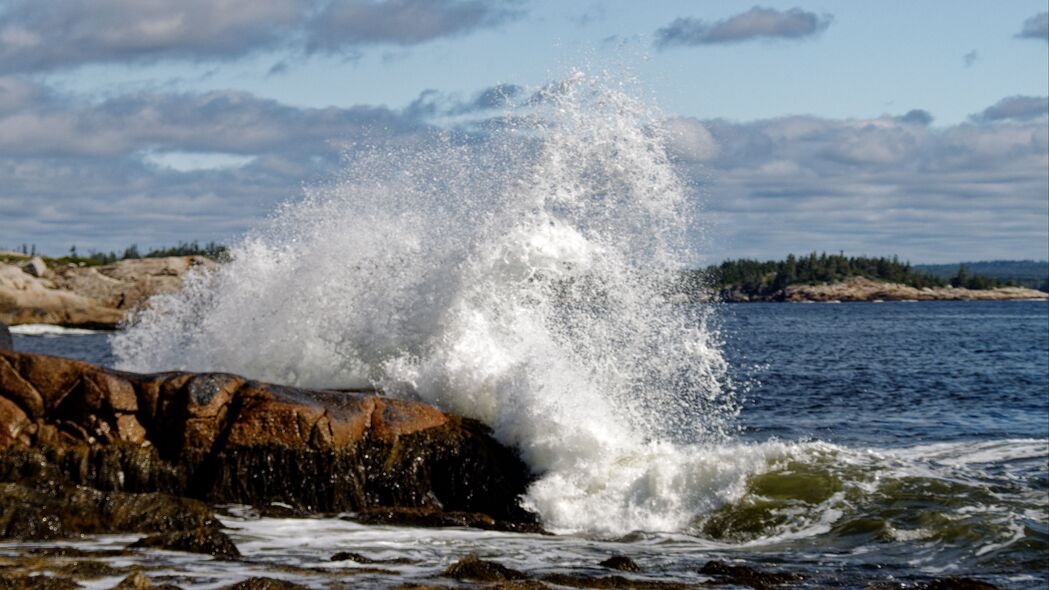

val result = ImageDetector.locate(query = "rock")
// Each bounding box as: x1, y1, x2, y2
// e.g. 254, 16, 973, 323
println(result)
350, 507, 546, 533
329, 551, 413, 564
0, 323, 10, 351
0, 574, 82, 590
51, 560, 129, 579
716, 276, 1049, 303
0, 350, 538, 531
598, 556, 641, 572
20, 257, 47, 278
699, 560, 801, 590
112, 573, 153, 590
129, 527, 240, 559
219, 579, 309, 590
442, 555, 528, 582
0, 480, 220, 540
778, 277, 1048, 303
913, 579, 1001, 590
541, 574, 692, 589
0, 256, 214, 329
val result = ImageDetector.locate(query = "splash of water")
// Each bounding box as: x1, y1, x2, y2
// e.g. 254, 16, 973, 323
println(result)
113, 70, 742, 534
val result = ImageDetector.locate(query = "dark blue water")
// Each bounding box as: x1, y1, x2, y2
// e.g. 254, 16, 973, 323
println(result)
9, 301, 1049, 588
719, 300, 1049, 447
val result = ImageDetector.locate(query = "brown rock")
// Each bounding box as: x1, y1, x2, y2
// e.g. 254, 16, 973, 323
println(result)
443, 555, 528, 582
698, 560, 801, 590
0, 350, 538, 531
218, 579, 309, 590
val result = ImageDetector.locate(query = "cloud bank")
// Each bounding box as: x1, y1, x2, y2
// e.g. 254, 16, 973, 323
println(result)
1, 77, 1045, 263
667, 104, 1048, 261
0, 0, 522, 73
655, 6, 832, 49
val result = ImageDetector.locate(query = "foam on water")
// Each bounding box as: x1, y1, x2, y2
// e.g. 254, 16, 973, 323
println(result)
113, 69, 747, 534
10, 324, 99, 336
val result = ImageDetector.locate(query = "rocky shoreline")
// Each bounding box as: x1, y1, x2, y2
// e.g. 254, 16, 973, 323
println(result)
0, 256, 212, 329
0, 350, 1011, 589
2, 258, 1045, 331
717, 276, 1048, 303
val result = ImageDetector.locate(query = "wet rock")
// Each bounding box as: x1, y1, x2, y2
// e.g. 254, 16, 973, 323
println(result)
0, 323, 10, 351
329, 551, 413, 565
541, 574, 694, 589
129, 527, 240, 559
26, 548, 130, 559
598, 556, 641, 572
351, 507, 546, 533
0, 350, 538, 531
699, 560, 801, 590
219, 579, 309, 590
912, 578, 1001, 590
0, 480, 218, 540
111, 573, 152, 590
51, 560, 128, 579
442, 555, 528, 582
0, 574, 82, 590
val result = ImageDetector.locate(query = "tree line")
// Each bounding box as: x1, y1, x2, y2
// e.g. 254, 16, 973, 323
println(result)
685, 253, 1020, 296
6, 241, 229, 266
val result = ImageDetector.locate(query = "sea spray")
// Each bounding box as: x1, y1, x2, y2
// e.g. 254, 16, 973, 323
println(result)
113, 70, 743, 534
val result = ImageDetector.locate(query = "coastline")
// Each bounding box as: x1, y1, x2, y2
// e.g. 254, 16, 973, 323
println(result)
0, 255, 213, 330
2, 258, 1046, 329
714, 276, 1048, 303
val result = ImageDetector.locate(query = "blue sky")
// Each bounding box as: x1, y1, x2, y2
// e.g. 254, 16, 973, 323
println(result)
1, 0, 1046, 263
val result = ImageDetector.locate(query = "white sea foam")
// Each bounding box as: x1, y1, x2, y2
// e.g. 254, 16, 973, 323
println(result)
113, 69, 744, 534
9, 323, 99, 336
108, 70, 1047, 542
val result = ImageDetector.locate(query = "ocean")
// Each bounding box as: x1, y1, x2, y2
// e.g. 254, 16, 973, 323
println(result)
9, 300, 1048, 589
4, 71, 1047, 589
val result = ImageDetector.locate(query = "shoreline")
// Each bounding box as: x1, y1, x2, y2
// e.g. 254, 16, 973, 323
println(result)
712, 276, 1048, 303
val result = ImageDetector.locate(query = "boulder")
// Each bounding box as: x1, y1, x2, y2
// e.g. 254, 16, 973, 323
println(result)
0, 350, 538, 532
20, 257, 46, 278
129, 527, 240, 559
0, 323, 10, 351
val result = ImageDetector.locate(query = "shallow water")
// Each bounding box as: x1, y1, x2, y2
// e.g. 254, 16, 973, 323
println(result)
10, 300, 1048, 588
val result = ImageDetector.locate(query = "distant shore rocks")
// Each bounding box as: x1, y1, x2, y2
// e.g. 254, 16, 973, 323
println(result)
0, 349, 540, 541
719, 276, 1048, 303
0, 323, 10, 351
0, 255, 213, 329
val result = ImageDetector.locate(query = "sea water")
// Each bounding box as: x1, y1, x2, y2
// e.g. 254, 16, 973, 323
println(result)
10, 302, 1049, 588
8, 69, 1047, 588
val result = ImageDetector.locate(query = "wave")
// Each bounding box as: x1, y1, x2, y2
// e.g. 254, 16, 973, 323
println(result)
109, 67, 1048, 557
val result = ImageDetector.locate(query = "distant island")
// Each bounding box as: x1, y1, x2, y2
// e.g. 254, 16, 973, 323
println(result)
684, 253, 1049, 303
1, 246, 1046, 329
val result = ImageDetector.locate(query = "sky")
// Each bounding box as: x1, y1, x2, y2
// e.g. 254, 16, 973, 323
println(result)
0, 0, 1046, 264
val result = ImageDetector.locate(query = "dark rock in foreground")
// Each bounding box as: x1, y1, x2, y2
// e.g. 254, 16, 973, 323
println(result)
599, 555, 641, 572
443, 555, 528, 582
699, 560, 801, 590
129, 527, 241, 559
0, 349, 539, 539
